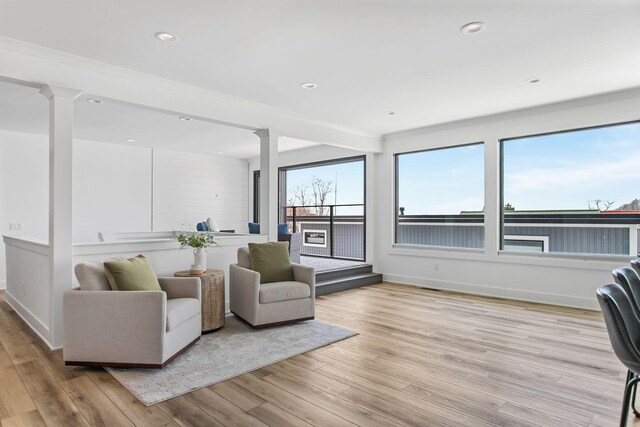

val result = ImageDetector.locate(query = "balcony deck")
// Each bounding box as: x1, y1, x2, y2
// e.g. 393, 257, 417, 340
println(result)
300, 255, 367, 272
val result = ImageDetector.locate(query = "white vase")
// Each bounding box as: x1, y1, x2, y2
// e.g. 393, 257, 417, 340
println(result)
193, 247, 207, 270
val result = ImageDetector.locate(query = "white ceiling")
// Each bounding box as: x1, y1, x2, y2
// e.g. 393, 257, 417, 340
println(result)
0, 80, 318, 158
1, 0, 639, 136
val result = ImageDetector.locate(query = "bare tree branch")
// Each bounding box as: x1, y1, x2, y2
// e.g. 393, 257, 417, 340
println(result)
311, 176, 334, 215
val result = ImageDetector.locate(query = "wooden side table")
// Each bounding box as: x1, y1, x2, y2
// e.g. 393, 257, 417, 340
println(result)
174, 269, 225, 333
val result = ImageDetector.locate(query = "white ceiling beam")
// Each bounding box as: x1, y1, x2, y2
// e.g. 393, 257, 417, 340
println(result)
0, 36, 382, 153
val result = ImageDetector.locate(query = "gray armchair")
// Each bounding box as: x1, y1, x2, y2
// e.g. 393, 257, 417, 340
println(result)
229, 247, 315, 328
63, 262, 202, 368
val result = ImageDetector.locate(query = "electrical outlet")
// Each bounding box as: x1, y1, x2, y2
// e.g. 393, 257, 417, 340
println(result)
434, 263, 439, 272
8, 223, 23, 231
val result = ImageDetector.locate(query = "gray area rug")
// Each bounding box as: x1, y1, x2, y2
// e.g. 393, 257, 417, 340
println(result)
106, 315, 357, 405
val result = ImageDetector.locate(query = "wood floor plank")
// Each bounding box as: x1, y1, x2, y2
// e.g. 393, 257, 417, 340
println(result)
14, 359, 89, 427
60, 375, 134, 427
158, 395, 224, 427
84, 370, 176, 427
31, 341, 85, 383
208, 380, 267, 411
232, 373, 355, 426
0, 410, 46, 427
247, 402, 313, 427
261, 372, 404, 427
0, 346, 36, 419
186, 387, 267, 427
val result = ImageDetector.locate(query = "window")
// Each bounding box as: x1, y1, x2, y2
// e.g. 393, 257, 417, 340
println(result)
395, 143, 485, 249
501, 121, 640, 256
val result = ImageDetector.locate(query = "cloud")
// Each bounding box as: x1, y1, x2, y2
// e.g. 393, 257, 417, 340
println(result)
506, 153, 640, 193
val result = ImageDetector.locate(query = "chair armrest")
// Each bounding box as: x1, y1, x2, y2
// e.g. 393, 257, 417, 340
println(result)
229, 264, 260, 320
63, 290, 166, 363
291, 263, 316, 298
230, 264, 260, 297
159, 277, 201, 301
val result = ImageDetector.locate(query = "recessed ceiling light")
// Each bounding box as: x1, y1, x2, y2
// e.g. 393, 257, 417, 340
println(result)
216, 151, 223, 154
87, 98, 103, 104
460, 22, 486, 34
300, 82, 318, 89
526, 77, 542, 84
125, 138, 136, 143
178, 116, 192, 121
155, 32, 178, 42
386, 111, 396, 116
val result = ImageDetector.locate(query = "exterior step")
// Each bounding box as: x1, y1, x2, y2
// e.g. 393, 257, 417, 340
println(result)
315, 264, 372, 282
316, 272, 383, 296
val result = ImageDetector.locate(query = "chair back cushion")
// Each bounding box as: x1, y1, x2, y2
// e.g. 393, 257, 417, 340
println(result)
74, 262, 111, 291
103, 254, 161, 291
248, 242, 294, 284
597, 283, 640, 373
237, 247, 251, 268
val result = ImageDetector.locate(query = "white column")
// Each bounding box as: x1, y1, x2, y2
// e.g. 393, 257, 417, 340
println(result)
484, 137, 500, 257
254, 129, 280, 241
40, 84, 82, 348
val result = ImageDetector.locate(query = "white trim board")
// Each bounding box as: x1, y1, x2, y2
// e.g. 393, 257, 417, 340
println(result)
0, 280, 5, 290
382, 274, 599, 311
4, 291, 57, 349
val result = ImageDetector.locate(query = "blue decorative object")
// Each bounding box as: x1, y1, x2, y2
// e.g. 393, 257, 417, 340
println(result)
248, 223, 260, 234
278, 223, 288, 235
197, 222, 209, 232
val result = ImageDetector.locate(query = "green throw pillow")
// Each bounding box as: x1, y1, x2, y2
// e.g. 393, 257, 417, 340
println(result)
248, 242, 294, 284
103, 254, 161, 291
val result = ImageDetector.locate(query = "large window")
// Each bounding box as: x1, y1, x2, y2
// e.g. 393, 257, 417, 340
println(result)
502, 121, 640, 256
395, 143, 485, 249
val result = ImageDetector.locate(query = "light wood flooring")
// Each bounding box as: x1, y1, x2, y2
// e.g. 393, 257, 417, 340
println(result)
0, 283, 634, 426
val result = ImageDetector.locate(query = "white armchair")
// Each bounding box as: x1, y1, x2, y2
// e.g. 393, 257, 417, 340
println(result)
230, 247, 315, 328
63, 263, 202, 368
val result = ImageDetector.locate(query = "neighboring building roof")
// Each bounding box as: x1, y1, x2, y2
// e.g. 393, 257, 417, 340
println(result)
459, 209, 600, 215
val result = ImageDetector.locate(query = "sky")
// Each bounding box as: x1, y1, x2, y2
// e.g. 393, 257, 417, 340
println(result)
395, 122, 640, 215
503, 122, 640, 211
286, 160, 364, 215
284, 121, 640, 217
397, 143, 484, 215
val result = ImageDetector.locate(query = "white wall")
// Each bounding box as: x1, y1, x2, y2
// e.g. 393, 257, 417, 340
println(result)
73, 139, 152, 242
153, 149, 249, 233
0, 132, 249, 288
376, 89, 640, 310
0, 130, 49, 289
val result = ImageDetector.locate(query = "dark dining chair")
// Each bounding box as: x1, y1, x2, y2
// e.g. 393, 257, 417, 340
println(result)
612, 267, 640, 316
597, 283, 640, 426
631, 259, 640, 278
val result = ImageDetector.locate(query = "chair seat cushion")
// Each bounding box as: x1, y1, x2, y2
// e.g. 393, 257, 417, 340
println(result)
259, 281, 311, 304
166, 298, 200, 331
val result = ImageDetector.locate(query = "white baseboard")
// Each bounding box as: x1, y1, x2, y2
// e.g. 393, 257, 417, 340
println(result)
382, 273, 599, 311
4, 292, 55, 349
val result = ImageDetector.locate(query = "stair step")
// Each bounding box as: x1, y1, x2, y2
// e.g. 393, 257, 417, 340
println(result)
315, 264, 372, 281
316, 272, 383, 296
